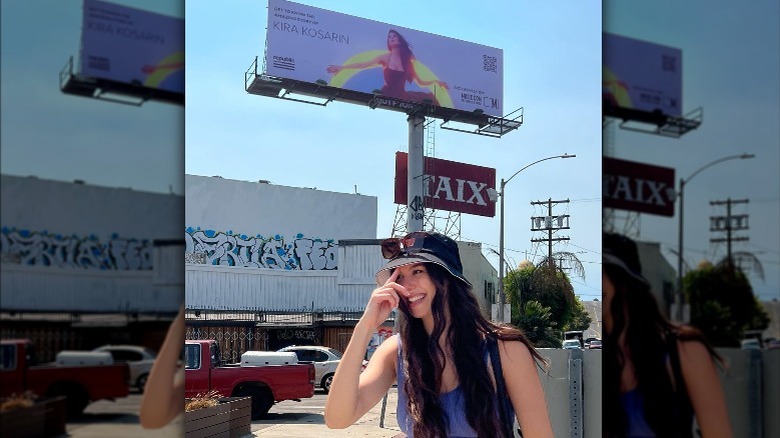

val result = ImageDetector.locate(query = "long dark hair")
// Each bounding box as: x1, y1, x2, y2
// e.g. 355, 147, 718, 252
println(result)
603, 264, 723, 438
386, 29, 414, 83
397, 263, 546, 437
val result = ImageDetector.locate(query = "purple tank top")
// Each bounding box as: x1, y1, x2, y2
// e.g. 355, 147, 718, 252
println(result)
395, 337, 513, 437
620, 388, 656, 437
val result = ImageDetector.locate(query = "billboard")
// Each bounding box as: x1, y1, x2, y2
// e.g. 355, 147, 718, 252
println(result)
80, 0, 184, 94
603, 33, 682, 117
394, 152, 496, 217
603, 156, 676, 217
265, 0, 504, 116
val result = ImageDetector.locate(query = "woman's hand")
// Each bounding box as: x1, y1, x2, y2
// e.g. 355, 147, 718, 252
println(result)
326, 64, 342, 74
360, 269, 405, 331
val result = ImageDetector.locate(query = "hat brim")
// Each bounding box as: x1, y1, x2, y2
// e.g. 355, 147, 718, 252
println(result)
375, 253, 471, 287
603, 253, 650, 286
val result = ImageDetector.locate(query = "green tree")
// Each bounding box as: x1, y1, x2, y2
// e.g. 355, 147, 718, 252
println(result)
513, 300, 561, 348
563, 297, 592, 332
685, 263, 769, 347
504, 256, 591, 346
504, 261, 576, 330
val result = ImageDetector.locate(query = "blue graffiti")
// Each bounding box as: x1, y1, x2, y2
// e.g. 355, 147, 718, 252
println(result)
0, 227, 153, 270
185, 228, 338, 270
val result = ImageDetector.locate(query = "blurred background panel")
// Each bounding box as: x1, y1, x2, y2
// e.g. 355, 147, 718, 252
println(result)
1, 1, 184, 435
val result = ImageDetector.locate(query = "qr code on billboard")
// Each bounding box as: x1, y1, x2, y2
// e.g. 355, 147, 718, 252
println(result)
483, 55, 497, 73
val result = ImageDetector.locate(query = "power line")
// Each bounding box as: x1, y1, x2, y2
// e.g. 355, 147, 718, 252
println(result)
568, 198, 602, 203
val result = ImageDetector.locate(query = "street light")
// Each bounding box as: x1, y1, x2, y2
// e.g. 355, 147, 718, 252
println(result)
675, 153, 754, 321
494, 153, 576, 323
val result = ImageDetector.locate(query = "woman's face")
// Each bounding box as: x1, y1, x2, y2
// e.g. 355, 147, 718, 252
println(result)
395, 263, 437, 319
387, 32, 400, 47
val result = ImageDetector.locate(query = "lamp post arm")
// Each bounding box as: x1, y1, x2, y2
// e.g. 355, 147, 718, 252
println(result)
504, 154, 576, 187
683, 153, 755, 185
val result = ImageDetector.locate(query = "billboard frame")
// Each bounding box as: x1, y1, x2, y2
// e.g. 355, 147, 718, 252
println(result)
60, 56, 184, 106
245, 57, 523, 139
603, 103, 702, 139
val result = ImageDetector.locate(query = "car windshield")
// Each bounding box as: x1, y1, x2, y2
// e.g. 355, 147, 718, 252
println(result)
327, 348, 343, 359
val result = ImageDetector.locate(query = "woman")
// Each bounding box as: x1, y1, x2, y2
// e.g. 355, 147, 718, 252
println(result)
603, 232, 732, 438
326, 29, 449, 104
139, 305, 185, 429
324, 232, 552, 437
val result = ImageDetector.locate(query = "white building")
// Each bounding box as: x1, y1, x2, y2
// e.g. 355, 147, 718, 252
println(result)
184, 174, 497, 315
635, 239, 677, 317
0, 174, 183, 314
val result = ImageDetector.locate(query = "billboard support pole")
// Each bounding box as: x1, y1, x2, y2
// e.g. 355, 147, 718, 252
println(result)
407, 115, 426, 233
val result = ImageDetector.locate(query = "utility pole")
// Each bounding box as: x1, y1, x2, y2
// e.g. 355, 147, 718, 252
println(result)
530, 198, 571, 270
709, 198, 749, 269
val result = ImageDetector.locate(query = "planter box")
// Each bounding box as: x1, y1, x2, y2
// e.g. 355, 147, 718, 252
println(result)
184, 396, 252, 438
0, 396, 67, 438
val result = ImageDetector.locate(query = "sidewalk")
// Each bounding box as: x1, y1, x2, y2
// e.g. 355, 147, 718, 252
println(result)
252, 389, 403, 437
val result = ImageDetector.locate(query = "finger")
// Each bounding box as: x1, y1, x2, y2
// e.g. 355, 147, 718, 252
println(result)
382, 281, 408, 297
377, 287, 401, 306
385, 268, 400, 284
373, 291, 400, 310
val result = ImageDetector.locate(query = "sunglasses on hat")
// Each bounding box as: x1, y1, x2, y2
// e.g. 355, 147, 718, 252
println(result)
380, 231, 430, 259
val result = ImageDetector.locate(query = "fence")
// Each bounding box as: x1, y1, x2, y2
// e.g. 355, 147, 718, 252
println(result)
184, 308, 383, 362
1, 312, 174, 362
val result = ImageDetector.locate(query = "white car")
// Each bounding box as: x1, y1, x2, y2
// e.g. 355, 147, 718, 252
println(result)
93, 345, 157, 392
277, 345, 364, 393
562, 339, 581, 350
740, 339, 761, 350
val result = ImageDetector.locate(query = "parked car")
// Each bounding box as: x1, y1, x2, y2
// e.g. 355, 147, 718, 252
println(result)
186, 340, 315, 419
562, 339, 581, 350
588, 339, 602, 350
740, 339, 761, 350
1, 339, 130, 418
277, 345, 366, 393
93, 345, 157, 392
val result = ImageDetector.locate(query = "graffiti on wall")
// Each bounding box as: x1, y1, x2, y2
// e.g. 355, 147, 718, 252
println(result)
185, 227, 338, 270
0, 227, 153, 270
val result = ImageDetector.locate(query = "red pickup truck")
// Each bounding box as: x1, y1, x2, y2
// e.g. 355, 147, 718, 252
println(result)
185, 340, 315, 419
0, 339, 130, 417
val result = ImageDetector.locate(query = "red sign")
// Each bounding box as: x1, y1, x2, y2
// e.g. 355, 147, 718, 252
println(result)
394, 152, 496, 217
603, 156, 676, 217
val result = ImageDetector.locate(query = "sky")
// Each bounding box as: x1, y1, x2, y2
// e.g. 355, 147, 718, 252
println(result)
603, 1, 780, 302
0, 0, 184, 196
184, 0, 604, 301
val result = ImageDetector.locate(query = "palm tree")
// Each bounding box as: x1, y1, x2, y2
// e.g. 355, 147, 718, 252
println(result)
513, 300, 561, 348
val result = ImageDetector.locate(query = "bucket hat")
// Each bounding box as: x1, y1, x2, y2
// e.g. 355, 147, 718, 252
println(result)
603, 232, 650, 286
375, 231, 471, 287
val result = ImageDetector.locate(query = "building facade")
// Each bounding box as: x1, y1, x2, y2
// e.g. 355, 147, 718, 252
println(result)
184, 175, 498, 357
1, 174, 183, 313
1, 174, 183, 359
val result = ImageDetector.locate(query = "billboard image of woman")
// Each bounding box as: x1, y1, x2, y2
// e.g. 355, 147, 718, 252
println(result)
326, 29, 450, 106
